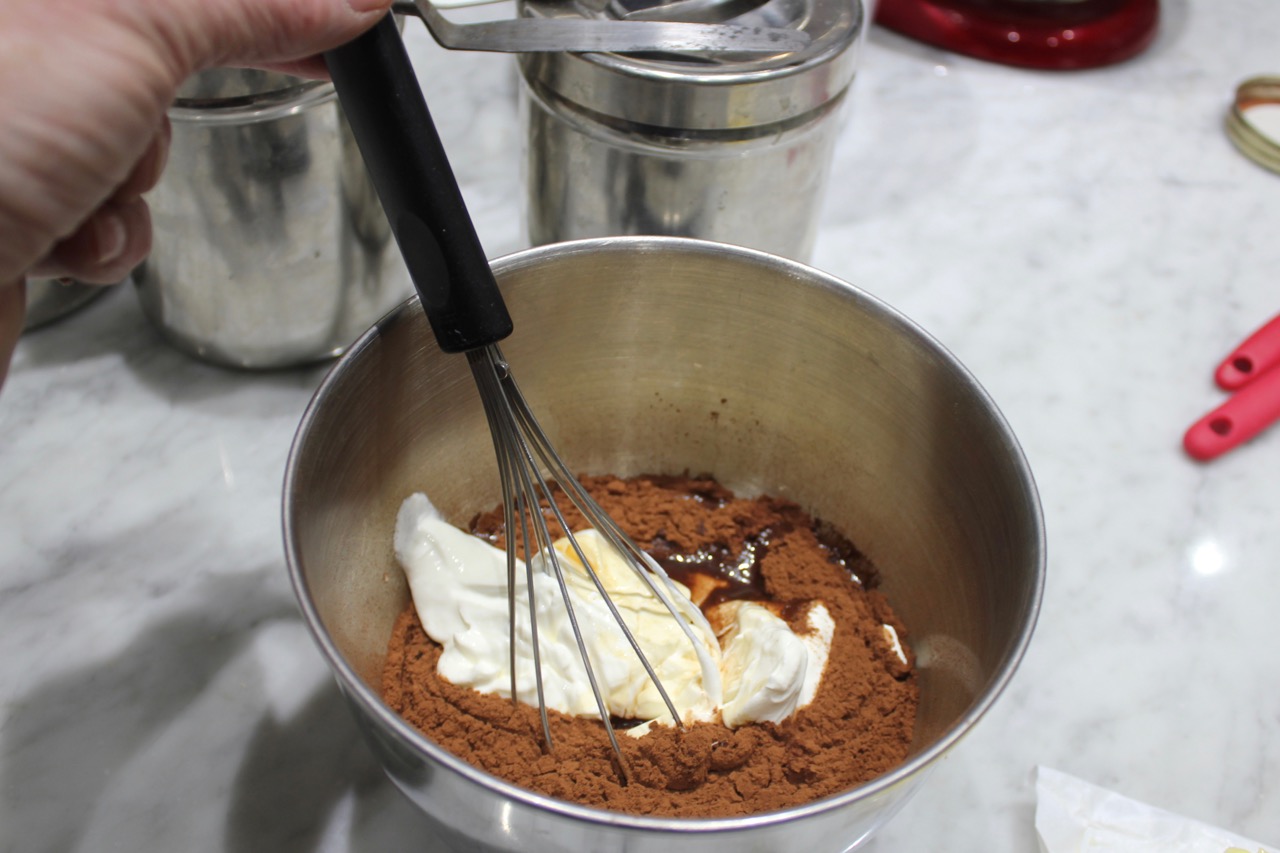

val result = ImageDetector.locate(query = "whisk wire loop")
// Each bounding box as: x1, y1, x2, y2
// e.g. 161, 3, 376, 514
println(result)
551, 467, 719, 665
501, 373, 719, 706
503, 384, 693, 728
469, 349, 554, 744
488, 345, 701, 717
474, 344, 712, 779
472, 345, 629, 774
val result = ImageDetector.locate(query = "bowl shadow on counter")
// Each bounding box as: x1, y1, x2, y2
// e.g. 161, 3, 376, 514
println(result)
223, 679, 456, 853
0, 569, 276, 851
0, 567, 441, 853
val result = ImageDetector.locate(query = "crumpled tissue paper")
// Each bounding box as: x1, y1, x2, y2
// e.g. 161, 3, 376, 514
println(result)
1036, 766, 1275, 853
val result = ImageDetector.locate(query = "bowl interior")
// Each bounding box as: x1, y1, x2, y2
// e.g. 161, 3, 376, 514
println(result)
286, 237, 1043, 809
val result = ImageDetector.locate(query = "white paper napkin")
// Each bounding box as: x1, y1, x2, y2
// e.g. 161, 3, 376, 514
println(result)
1036, 766, 1276, 853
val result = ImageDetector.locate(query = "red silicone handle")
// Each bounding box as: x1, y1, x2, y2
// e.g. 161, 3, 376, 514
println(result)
1214, 313, 1280, 391
1184, 363, 1280, 461
874, 0, 1160, 70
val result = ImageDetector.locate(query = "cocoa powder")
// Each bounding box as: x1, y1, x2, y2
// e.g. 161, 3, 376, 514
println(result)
381, 474, 918, 817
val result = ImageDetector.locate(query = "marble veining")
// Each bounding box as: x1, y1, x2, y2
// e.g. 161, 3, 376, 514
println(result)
2, 2, 1279, 850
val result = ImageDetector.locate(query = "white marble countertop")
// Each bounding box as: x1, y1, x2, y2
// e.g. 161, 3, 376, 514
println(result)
3, 2, 1278, 850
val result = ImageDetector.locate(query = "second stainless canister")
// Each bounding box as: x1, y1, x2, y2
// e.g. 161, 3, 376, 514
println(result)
519, 0, 863, 262
135, 69, 411, 369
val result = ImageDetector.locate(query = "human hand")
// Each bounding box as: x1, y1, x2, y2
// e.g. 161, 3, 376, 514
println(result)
0, 0, 393, 386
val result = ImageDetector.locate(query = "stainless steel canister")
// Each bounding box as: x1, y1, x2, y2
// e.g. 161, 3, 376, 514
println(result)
134, 69, 411, 369
518, 0, 862, 262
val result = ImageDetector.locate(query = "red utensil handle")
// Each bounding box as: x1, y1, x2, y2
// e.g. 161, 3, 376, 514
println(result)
1214, 313, 1280, 391
1184, 364, 1280, 461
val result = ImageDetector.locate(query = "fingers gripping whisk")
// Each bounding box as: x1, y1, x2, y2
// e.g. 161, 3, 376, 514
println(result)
468, 344, 704, 780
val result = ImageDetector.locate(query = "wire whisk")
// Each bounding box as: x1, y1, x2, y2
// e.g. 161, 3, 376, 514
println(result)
326, 17, 709, 777
470, 345, 716, 776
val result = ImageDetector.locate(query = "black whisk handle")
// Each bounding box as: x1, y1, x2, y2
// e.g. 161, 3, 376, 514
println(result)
324, 15, 512, 353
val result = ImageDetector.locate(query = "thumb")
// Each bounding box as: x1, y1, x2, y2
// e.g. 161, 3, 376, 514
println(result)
133, 0, 394, 77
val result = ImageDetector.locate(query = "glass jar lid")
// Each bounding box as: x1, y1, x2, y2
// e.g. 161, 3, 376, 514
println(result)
1226, 75, 1280, 176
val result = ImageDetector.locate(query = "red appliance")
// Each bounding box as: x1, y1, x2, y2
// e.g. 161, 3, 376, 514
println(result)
874, 0, 1159, 70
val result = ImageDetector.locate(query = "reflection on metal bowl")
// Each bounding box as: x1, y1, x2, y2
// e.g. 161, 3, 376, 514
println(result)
283, 237, 1045, 852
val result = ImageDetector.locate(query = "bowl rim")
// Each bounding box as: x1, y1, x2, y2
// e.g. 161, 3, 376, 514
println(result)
282, 235, 1046, 833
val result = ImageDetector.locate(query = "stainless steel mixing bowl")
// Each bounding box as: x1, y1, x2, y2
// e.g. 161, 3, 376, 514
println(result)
284, 236, 1044, 852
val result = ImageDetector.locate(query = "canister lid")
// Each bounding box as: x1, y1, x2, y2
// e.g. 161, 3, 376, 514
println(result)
518, 0, 862, 130
1226, 75, 1280, 176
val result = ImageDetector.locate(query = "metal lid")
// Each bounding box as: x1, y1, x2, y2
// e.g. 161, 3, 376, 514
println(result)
1226, 75, 1280, 176
518, 0, 862, 130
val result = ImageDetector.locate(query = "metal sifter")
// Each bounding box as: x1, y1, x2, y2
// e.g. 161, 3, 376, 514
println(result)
323, 17, 726, 777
